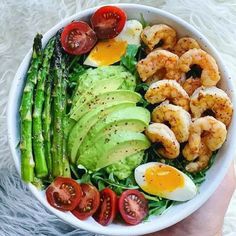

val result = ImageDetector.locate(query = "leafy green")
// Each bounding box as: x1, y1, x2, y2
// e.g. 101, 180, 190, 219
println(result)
121, 44, 139, 74
76, 168, 139, 195
147, 200, 173, 219
140, 13, 149, 28
135, 83, 150, 108
68, 63, 86, 83
135, 83, 149, 92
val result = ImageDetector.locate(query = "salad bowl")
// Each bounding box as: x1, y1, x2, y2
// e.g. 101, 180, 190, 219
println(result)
7, 4, 236, 236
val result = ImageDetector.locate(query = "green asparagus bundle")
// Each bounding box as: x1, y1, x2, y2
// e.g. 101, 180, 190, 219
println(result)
20, 34, 43, 182
33, 38, 55, 178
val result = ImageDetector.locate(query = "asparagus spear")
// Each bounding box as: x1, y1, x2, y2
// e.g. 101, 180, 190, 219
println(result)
42, 75, 53, 178
20, 34, 42, 182
62, 82, 71, 177
33, 38, 55, 178
51, 38, 64, 177
61, 53, 71, 177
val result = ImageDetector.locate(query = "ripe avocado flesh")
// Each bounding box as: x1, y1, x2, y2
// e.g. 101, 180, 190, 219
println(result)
106, 151, 144, 180
73, 66, 136, 102
77, 131, 150, 171
71, 77, 124, 113
70, 90, 141, 121
79, 106, 151, 154
68, 102, 136, 164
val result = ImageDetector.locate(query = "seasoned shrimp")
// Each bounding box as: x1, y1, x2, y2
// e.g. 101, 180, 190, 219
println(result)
141, 24, 177, 51
145, 80, 190, 111
137, 50, 180, 81
185, 142, 213, 173
146, 68, 167, 85
183, 116, 227, 161
172, 37, 200, 57
182, 77, 201, 96
152, 102, 191, 142
190, 86, 233, 126
145, 123, 180, 159
179, 49, 220, 86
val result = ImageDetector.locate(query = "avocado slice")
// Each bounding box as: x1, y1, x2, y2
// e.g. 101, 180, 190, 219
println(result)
73, 66, 136, 101
77, 131, 150, 171
70, 90, 141, 121
79, 107, 151, 154
71, 77, 124, 110
90, 107, 150, 137
106, 151, 144, 180
68, 102, 136, 164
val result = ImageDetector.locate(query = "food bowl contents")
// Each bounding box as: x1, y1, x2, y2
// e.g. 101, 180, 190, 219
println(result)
18, 5, 233, 226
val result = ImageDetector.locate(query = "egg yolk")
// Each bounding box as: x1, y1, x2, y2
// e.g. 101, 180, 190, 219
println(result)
89, 39, 127, 66
142, 165, 185, 196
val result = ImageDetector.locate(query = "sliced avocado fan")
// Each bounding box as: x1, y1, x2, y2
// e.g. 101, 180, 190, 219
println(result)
68, 66, 151, 176
68, 102, 136, 164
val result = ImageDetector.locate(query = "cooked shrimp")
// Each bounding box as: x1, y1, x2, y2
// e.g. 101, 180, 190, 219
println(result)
185, 142, 212, 173
178, 49, 220, 86
145, 79, 190, 111
141, 24, 177, 51
183, 116, 227, 161
137, 50, 180, 81
146, 68, 167, 85
172, 37, 200, 57
152, 102, 191, 142
182, 76, 201, 96
145, 123, 180, 159
190, 86, 233, 126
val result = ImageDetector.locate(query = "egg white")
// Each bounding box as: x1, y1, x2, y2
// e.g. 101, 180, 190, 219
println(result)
135, 162, 197, 201
115, 19, 143, 45
84, 20, 143, 67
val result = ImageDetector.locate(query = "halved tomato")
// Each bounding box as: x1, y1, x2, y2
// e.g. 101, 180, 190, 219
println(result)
119, 190, 148, 225
91, 6, 127, 39
72, 184, 100, 220
61, 21, 97, 55
46, 177, 82, 211
93, 188, 118, 226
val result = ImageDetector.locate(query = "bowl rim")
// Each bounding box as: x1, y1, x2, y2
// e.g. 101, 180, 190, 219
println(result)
7, 3, 236, 236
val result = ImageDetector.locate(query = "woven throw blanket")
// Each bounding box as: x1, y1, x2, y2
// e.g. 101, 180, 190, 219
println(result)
0, 0, 236, 235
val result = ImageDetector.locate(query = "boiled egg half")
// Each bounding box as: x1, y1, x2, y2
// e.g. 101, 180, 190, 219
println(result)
84, 20, 143, 67
135, 162, 197, 201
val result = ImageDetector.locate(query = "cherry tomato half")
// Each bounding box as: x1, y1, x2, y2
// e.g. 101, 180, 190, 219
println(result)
119, 190, 148, 225
71, 184, 100, 220
93, 188, 118, 226
90, 6, 127, 39
46, 177, 82, 211
61, 21, 97, 55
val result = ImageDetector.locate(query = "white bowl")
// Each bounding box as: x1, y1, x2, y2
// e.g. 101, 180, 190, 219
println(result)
7, 3, 236, 236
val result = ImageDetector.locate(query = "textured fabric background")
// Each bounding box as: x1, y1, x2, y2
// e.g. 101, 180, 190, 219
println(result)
0, 0, 236, 235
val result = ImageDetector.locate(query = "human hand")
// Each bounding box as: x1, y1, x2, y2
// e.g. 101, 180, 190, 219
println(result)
146, 162, 236, 236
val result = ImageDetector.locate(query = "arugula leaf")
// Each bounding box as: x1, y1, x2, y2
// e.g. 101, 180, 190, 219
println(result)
77, 172, 91, 184
92, 175, 139, 190
68, 63, 86, 83
97, 180, 106, 191
121, 44, 139, 74
140, 13, 149, 28
135, 83, 149, 92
